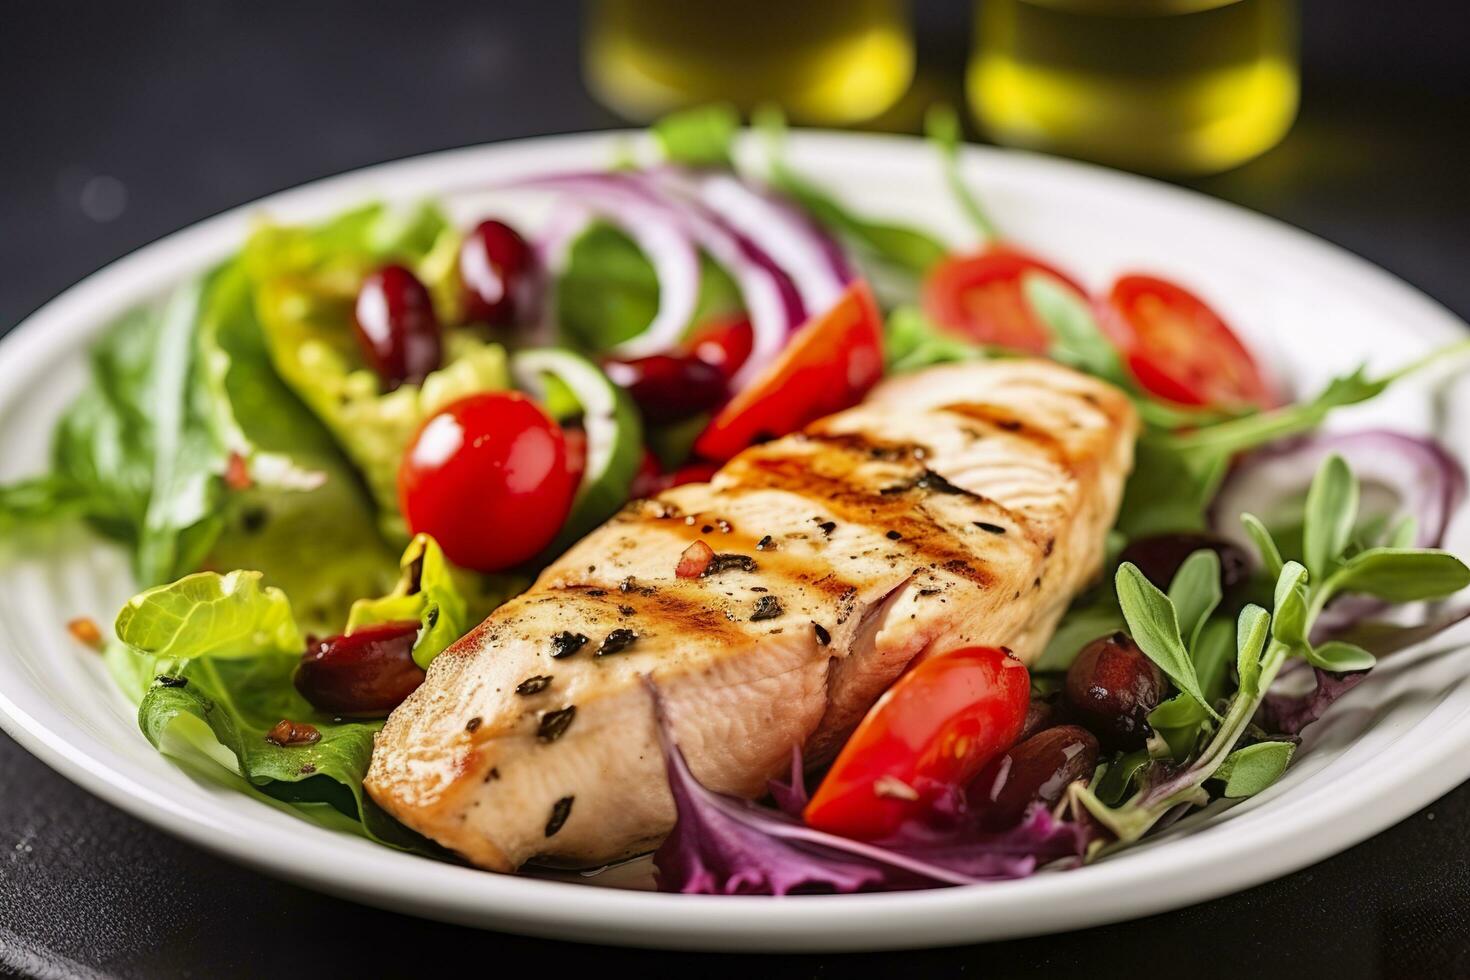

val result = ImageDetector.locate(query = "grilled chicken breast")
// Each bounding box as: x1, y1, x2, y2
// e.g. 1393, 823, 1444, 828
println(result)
365, 359, 1138, 871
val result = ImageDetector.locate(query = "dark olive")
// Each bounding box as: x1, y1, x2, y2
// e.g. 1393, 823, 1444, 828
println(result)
603, 353, 728, 424
293, 620, 425, 717
353, 264, 442, 390
1019, 697, 1058, 741
1064, 632, 1166, 749
971, 725, 1100, 831
1118, 532, 1251, 592
459, 219, 532, 326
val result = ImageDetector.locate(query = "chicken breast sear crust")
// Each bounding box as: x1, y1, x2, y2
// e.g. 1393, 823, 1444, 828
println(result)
365, 359, 1138, 871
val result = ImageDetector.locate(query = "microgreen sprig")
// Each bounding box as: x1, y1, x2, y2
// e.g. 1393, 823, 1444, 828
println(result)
1072, 455, 1470, 849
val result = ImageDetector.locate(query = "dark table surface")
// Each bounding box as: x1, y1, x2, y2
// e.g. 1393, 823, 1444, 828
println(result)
3, 2, 1469, 977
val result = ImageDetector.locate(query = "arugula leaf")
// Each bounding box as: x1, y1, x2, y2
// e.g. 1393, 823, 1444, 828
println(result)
1214, 741, 1295, 799
653, 104, 739, 167
884, 305, 988, 373
1115, 563, 1217, 717
115, 570, 303, 661
1328, 548, 1470, 602
1147, 617, 1235, 756
1305, 640, 1377, 673
924, 104, 998, 242
756, 106, 949, 275
1167, 549, 1222, 650
347, 534, 468, 669
1095, 750, 1150, 806
1303, 454, 1358, 577
555, 222, 742, 354
1023, 272, 1129, 385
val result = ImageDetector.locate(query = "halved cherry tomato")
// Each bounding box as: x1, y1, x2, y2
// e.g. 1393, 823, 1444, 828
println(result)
399, 392, 574, 572
693, 281, 883, 461
922, 247, 1085, 354
1100, 274, 1278, 409
685, 315, 754, 381
804, 646, 1030, 841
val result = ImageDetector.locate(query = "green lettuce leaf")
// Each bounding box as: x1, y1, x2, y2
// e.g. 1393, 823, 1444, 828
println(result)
115, 569, 303, 661
347, 534, 469, 668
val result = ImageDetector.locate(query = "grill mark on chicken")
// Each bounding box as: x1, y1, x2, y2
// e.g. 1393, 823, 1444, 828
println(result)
720, 454, 1002, 587
796, 429, 932, 463
538, 582, 749, 647
936, 403, 1076, 470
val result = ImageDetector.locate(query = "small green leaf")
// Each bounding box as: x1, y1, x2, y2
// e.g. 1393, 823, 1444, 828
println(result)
1214, 741, 1295, 798
1305, 640, 1377, 673
1271, 561, 1310, 646
924, 104, 997, 241
115, 569, 303, 661
1095, 750, 1150, 805
1331, 548, 1470, 602
1167, 549, 1223, 650
1303, 454, 1359, 577
1236, 604, 1271, 694
1240, 513, 1285, 579
348, 534, 470, 669
652, 103, 739, 167
1025, 273, 1130, 386
1386, 514, 1419, 549
1115, 563, 1217, 718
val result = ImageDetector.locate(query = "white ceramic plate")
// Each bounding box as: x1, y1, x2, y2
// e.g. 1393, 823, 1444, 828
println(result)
2, 131, 1468, 952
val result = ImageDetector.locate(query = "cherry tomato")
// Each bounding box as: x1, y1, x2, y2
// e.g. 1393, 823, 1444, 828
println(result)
685, 315, 754, 381
693, 281, 883, 461
1100, 274, 1278, 408
803, 646, 1031, 841
399, 392, 574, 572
922, 247, 1084, 354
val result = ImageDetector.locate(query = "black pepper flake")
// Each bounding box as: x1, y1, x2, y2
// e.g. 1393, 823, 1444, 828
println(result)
751, 596, 784, 621
550, 631, 588, 658
815, 519, 837, 536
751, 586, 769, 593
516, 675, 554, 696
915, 469, 969, 495
618, 604, 635, 616
537, 706, 577, 742
702, 524, 714, 534
812, 622, 831, 646
465, 716, 483, 732
919, 588, 941, 597
240, 507, 269, 534
756, 535, 775, 551
484, 767, 501, 783
619, 576, 654, 595
585, 588, 607, 597
886, 530, 903, 541
975, 522, 1007, 534
598, 628, 638, 656
545, 796, 574, 837
154, 675, 188, 688
703, 553, 758, 576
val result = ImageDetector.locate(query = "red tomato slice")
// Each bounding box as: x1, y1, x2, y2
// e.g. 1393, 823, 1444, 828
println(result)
685, 315, 754, 381
922, 247, 1085, 354
693, 281, 883, 461
803, 646, 1031, 841
1101, 274, 1278, 409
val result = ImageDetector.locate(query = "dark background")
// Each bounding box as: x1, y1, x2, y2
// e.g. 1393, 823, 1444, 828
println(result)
2, 2, 1469, 976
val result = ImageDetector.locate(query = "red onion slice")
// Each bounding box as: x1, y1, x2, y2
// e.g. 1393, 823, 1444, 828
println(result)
1210, 430, 1466, 635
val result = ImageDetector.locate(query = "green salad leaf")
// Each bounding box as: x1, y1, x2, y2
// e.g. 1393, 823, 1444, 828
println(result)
555, 221, 742, 354
653, 103, 739, 167
925, 104, 998, 242
1114, 562, 1217, 717
348, 534, 469, 668
116, 570, 302, 661
883, 304, 988, 373
1214, 741, 1295, 799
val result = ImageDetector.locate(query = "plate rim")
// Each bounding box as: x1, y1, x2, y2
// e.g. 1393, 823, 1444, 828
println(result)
1, 128, 1468, 952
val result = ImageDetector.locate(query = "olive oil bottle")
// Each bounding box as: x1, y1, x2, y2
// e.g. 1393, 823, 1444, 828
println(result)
584, 0, 915, 125
969, 0, 1299, 175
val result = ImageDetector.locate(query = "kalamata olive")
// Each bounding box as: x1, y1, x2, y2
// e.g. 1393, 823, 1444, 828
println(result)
1119, 532, 1251, 592
603, 353, 727, 424
1064, 632, 1166, 749
1019, 697, 1058, 741
293, 620, 425, 717
459, 219, 532, 325
353, 264, 442, 390
971, 724, 1100, 831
